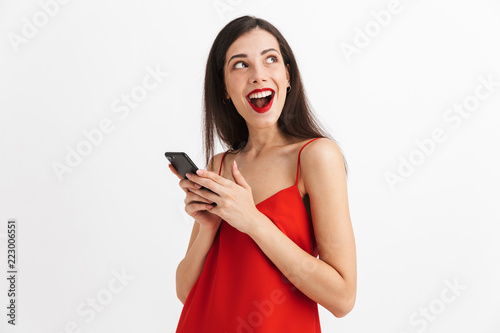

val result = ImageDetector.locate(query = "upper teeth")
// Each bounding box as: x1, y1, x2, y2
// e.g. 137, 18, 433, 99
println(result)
248, 90, 273, 99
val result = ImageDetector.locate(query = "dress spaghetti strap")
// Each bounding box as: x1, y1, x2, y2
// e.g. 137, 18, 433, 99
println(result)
218, 150, 230, 176
295, 137, 322, 185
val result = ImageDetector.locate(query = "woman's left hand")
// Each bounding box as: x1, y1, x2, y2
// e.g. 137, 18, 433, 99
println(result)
185, 161, 261, 234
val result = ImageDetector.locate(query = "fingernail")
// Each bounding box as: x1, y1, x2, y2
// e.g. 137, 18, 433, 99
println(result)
234, 160, 237, 168
196, 169, 204, 175
194, 183, 201, 188
186, 173, 192, 178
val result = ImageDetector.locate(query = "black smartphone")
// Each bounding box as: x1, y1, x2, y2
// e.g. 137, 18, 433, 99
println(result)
165, 152, 218, 198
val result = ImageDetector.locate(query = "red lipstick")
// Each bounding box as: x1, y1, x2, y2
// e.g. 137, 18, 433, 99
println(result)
246, 88, 275, 113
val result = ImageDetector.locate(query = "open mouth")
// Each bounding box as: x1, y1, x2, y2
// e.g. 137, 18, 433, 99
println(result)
246, 88, 275, 113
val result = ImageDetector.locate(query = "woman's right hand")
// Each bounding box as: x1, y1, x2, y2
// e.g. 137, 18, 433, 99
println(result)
168, 163, 222, 231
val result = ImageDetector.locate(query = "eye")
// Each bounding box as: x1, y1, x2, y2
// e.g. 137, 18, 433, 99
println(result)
233, 61, 247, 69
266, 56, 278, 64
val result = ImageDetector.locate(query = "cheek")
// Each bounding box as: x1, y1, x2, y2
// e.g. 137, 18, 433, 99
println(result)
276, 72, 288, 88
273, 70, 288, 86
225, 77, 244, 96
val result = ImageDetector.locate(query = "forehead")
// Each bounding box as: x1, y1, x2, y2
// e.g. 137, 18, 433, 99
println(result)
226, 28, 280, 58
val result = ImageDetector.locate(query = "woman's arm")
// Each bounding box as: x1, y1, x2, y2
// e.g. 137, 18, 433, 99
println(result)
175, 153, 223, 304
248, 139, 357, 317
186, 139, 357, 316
176, 223, 219, 304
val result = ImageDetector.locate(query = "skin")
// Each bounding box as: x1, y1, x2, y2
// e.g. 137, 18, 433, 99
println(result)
169, 28, 357, 318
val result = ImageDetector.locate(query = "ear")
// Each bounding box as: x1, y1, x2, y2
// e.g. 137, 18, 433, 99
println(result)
285, 64, 290, 84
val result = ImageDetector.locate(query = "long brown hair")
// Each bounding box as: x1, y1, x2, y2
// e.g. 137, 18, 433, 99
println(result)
202, 15, 348, 176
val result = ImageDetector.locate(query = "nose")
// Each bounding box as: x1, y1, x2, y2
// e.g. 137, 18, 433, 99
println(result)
248, 62, 268, 84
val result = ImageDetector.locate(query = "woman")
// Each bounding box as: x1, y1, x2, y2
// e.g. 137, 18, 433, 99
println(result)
168, 15, 356, 332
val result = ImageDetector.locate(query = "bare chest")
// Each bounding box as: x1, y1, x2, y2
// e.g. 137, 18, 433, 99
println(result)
220, 152, 310, 216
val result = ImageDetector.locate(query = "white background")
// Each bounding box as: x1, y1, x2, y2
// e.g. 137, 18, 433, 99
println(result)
1, 0, 500, 332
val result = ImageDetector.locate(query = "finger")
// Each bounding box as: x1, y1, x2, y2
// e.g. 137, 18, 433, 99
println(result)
186, 171, 226, 194
231, 160, 249, 189
185, 202, 213, 216
177, 179, 200, 195
185, 191, 215, 205
168, 163, 184, 180
190, 187, 219, 204
196, 169, 231, 187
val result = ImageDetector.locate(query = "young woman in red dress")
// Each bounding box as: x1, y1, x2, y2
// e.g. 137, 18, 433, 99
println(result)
168, 16, 357, 332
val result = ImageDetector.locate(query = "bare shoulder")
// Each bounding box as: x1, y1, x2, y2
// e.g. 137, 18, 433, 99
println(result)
207, 152, 225, 173
300, 138, 346, 191
301, 138, 344, 166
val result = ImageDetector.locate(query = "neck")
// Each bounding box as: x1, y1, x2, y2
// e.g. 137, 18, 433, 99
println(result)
242, 123, 290, 157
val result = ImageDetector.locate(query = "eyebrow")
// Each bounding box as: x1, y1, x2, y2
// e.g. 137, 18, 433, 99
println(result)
227, 48, 280, 66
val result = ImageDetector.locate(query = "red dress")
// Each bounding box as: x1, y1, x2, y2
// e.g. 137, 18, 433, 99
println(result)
176, 137, 322, 332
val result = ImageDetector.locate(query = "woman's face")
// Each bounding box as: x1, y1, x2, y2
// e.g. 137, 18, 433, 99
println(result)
224, 28, 290, 129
